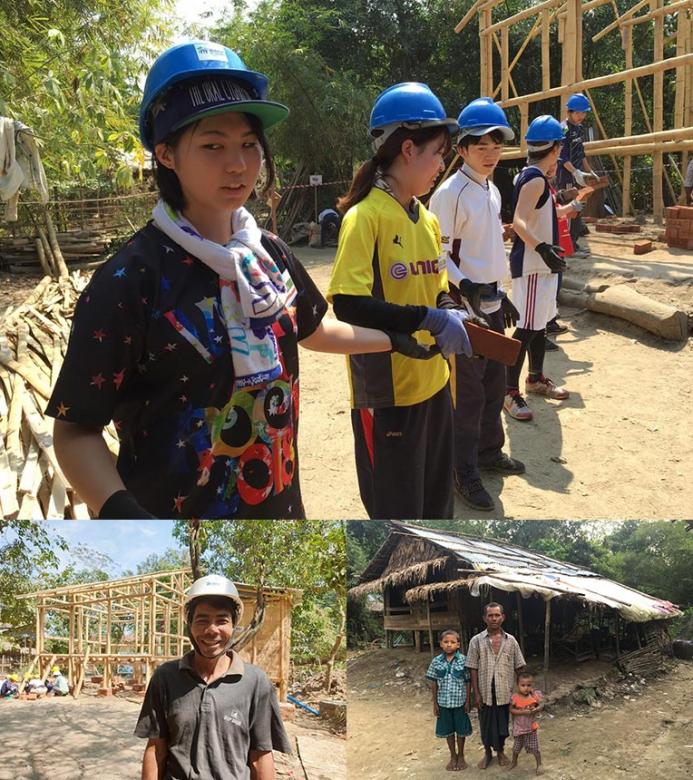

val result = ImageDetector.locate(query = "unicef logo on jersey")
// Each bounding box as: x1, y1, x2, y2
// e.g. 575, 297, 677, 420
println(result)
390, 260, 440, 280
390, 262, 408, 280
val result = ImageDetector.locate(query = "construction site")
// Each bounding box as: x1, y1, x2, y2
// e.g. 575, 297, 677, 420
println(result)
0, 1, 692, 521
0, 568, 346, 780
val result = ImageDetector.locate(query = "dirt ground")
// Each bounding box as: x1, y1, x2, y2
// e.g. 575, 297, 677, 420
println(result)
0, 691, 345, 780
347, 648, 693, 780
2, 232, 692, 521
295, 235, 693, 520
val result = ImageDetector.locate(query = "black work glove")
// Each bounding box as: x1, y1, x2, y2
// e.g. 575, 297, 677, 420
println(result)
387, 331, 441, 360
500, 295, 520, 329
99, 489, 156, 519
456, 278, 486, 320
535, 242, 567, 273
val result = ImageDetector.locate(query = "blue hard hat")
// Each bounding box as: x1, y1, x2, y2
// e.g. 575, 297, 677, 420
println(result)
139, 41, 289, 151
457, 97, 514, 141
566, 93, 591, 112
369, 82, 458, 151
525, 115, 565, 143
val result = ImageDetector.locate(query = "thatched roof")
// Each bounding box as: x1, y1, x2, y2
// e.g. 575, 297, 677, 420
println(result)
349, 556, 449, 599
352, 523, 682, 623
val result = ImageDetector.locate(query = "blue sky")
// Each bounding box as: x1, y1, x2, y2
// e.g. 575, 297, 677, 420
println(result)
43, 521, 185, 576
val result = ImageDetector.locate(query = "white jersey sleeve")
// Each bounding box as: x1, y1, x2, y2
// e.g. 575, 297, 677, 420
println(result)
429, 182, 468, 289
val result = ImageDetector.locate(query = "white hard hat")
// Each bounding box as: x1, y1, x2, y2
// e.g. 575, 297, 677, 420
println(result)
184, 574, 244, 621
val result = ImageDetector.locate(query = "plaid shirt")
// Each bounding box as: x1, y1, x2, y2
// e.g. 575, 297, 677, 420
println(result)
425, 651, 470, 708
466, 629, 526, 706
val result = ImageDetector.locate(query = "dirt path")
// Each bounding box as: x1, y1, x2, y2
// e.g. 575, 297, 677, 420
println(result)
0, 693, 344, 780
295, 245, 693, 520
347, 649, 693, 780
3, 240, 691, 521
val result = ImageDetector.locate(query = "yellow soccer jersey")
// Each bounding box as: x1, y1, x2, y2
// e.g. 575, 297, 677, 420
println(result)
327, 187, 449, 408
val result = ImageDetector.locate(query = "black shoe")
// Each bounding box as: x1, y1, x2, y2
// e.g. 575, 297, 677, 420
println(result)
480, 453, 526, 475
546, 319, 568, 335
544, 337, 559, 351
455, 475, 495, 512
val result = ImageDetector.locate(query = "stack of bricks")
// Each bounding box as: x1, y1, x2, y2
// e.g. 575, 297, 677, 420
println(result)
594, 220, 641, 234
665, 206, 693, 249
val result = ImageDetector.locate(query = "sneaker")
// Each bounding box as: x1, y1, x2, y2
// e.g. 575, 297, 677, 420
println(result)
546, 319, 568, 335
455, 475, 495, 512
480, 453, 526, 475
525, 375, 570, 399
504, 391, 533, 421
573, 246, 590, 257
544, 337, 559, 352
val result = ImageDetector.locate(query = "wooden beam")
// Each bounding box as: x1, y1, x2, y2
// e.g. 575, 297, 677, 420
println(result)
585, 126, 693, 150
653, 0, 665, 223
454, 0, 489, 34
499, 52, 693, 108
501, 138, 693, 160
501, 27, 509, 102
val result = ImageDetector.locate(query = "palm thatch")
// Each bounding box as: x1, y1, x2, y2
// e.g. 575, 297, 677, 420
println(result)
349, 556, 449, 600
404, 578, 471, 604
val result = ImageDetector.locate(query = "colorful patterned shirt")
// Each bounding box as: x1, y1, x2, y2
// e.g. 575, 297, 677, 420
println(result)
425, 650, 470, 709
466, 629, 526, 706
46, 223, 327, 519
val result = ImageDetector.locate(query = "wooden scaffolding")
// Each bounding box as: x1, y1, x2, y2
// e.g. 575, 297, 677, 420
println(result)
455, 0, 693, 220
18, 568, 301, 699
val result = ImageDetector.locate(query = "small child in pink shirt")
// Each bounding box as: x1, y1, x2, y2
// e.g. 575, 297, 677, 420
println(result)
509, 671, 544, 774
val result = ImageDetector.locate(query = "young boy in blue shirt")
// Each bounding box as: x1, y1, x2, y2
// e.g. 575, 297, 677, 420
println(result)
426, 629, 472, 771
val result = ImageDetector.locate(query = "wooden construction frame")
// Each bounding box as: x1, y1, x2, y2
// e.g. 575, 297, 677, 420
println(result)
455, 0, 693, 221
18, 569, 301, 700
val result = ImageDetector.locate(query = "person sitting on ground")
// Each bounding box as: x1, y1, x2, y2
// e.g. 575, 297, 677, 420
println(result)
509, 671, 544, 775
50, 669, 69, 696
0, 674, 19, 697
425, 629, 472, 772
25, 675, 48, 696
135, 574, 291, 780
318, 207, 341, 247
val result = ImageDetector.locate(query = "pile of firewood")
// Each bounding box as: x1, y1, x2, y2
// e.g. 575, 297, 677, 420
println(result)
0, 228, 116, 275
0, 274, 119, 519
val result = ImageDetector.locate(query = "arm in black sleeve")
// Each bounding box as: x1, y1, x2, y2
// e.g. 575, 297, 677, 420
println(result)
332, 294, 428, 334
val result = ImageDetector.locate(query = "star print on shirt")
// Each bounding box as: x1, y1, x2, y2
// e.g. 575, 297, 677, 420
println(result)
180, 375, 189, 383
181, 256, 194, 266
113, 267, 126, 278
93, 329, 106, 342
113, 369, 126, 390
164, 343, 177, 352
90, 373, 106, 389
173, 494, 186, 512
56, 402, 70, 417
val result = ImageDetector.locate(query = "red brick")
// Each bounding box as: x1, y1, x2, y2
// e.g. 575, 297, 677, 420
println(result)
666, 228, 679, 240
677, 206, 693, 219
665, 206, 679, 219
687, 239, 693, 250
583, 216, 598, 224
96, 687, 112, 697
633, 240, 653, 255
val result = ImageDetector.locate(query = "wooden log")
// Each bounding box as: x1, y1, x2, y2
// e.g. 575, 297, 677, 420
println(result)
0, 352, 51, 399
563, 285, 689, 340
44, 209, 70, 278
0, 434, 19, 518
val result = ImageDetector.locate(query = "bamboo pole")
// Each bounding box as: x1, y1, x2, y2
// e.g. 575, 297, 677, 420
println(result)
509, 16, 543, 73
503, 139, 693, 159
480, 8, 489, 95
543, 599, 552, 694
653, 0, 665, 223
454, 0, 489, 34
575, 0, 583, 82
542, 10, 551, 90
516, 592, 526, 657
500, 52, 693, 108
520, 104, 529, 155
675, 9, 688, 201
483, 0, 564, 35
584, 126, 693, 150
621, 0, 693, 26
485, 6, 495, 95
72, 646, 91, 699
501, 27, 509, 101
593, 0, 650, 43
623, 25, 634, 215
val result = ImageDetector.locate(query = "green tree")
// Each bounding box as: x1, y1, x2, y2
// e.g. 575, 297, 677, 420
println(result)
0, 0, 173, 191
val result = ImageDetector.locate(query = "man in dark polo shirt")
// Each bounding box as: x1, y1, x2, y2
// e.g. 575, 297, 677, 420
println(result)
135, 575, 292, 779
